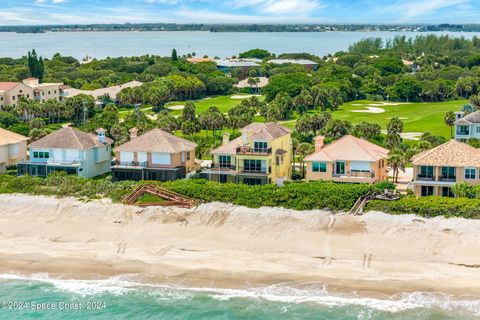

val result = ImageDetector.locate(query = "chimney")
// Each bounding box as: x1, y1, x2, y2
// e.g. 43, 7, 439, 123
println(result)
129, 127, 138, 140
314, 135, 325, 152
96, 128, 106, 143
222, 132, 230, 145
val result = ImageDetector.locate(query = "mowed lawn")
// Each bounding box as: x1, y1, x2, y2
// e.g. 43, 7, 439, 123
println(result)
334, 100, 465, 138
281, 99, 466, 139
166, 94, 263, 116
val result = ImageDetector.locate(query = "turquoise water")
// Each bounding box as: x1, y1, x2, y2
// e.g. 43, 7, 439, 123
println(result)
1, 31, 480, 59
0, 275, 479, 319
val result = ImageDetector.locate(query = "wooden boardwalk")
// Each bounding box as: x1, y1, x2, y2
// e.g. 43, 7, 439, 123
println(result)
123, 184, 199, 208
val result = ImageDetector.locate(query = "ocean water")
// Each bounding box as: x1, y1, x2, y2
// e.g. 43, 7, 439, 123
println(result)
0, 274, 479, 320
1, 31, 480, 59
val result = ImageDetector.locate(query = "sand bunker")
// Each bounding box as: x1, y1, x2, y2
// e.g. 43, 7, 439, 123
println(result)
167, 105, 185, 110
351, 107, 385, 114
230, 95, 261, 100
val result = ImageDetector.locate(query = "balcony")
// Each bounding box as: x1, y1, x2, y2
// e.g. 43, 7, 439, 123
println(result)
113, 160, 148, 168
238, 166, 271, 174
236, 146, 272, 156
438, 175, 457, 183
333, 171, 375, 179
416, 174, 435, 181
210, 163, 237, 171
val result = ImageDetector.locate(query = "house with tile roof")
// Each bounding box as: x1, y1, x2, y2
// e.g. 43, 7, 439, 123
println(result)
411, 140, 480, 197
0, 128, 28, 173
200, 122, 292, 185
111, 128, 200, 181
17, 127, 113, 178
454, 110, 480, 141
304, 135, 389, 184
0, 78, 64, 108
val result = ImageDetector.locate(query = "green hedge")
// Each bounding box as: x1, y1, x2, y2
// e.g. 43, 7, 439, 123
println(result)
0, 173, 370, 211
161, 179, 370, 211
0, 173, 136, 203
366, 196, 480, 219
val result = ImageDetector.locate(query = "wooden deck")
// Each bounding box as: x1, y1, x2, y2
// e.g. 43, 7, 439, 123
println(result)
123, 184, 199, 208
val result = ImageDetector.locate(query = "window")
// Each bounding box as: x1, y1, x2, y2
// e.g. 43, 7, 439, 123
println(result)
421, 186, 434, 196
27, 94, 30, 98
419, 166, 434, 179
33, 151, 50, 159
187, 151, 191, 161
465, 168, 476, 180
441, 167, 456, 180
219, 155, 231, 168
477, 126, 480, 134
312, 162, 327, 173
54, 90, 57, 94
243, 178, 263, 185
254, 141, 268, 152
244, 159, 262, 173
442, 187, 454, 198
12, 96, 15, 100
335, 161, 345, 175
8, 143, 19, 155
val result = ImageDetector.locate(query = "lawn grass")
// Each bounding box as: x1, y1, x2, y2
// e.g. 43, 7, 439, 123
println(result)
281, 99, 466, 139
135, 193, 166, 204
166, 94, 263, 116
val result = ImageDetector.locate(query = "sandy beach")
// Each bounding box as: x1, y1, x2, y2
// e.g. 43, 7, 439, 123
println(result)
0, 194, 480, 298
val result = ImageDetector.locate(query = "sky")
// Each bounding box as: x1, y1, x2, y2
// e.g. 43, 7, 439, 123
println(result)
0, 0, 479, 25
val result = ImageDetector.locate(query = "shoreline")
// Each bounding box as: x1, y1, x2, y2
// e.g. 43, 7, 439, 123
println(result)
1, 194, 480, 299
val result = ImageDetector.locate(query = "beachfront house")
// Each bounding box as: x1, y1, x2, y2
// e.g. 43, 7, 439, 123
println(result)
200, 122, 292, 186
17, 127, 113, 178
454, 110, 480, 141
0, 128, 28, 173
411, 140, 480, 197
0, 77, 65, 108
112, 128, 200, 181
304, 135, 389, 184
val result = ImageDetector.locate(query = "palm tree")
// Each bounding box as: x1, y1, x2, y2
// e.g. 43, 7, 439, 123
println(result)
387, 150, 406, 183
444, 111, 456, 139
296, 142, 315, 179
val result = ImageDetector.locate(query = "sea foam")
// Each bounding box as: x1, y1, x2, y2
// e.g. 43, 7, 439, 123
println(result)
1, 273, 479, 316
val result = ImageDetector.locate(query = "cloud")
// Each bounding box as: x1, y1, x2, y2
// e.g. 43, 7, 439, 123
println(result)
233, 0, 323, 16
384, 0, 468, 20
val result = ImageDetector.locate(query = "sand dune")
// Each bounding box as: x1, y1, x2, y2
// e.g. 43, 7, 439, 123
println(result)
0, 195, 480, 297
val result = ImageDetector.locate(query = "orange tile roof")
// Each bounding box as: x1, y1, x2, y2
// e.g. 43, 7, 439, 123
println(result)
305, 135, 389, 162
0, 127, 28, 146
411, 140, 480, 167
114, 128, 196, 154
0, 82, 20, 91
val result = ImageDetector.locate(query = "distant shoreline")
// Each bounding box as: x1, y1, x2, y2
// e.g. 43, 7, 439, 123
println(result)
2, 23, 480, 34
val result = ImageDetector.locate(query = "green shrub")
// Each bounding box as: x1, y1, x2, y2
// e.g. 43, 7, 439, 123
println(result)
161, 179, 370, 211
366, 196, 480, 219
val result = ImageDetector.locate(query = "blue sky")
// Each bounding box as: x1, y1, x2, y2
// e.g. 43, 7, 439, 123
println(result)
0, 0, 478, 25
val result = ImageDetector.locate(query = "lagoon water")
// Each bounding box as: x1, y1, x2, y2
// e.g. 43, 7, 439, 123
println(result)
1, 275, 479, 320
1, 31, 480, 59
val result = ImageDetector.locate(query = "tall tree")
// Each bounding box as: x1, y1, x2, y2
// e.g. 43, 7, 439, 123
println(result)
444, 111, 456, 139
171, 49, 178, 61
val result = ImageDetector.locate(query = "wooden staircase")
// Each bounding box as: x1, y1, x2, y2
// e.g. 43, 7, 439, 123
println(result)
122, 184, 199, 208
349, 191, 377, 215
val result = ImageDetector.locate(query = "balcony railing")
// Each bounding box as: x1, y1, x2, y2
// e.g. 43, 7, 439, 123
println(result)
236, 146, 272, 155
456, 130, 470, 136
417, 174, 435, 181
333, 171, 375, 179
438, 175, 457, 182
210, 163, 236, 171
114, 160, 148, 168
238, 166, 271, 174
